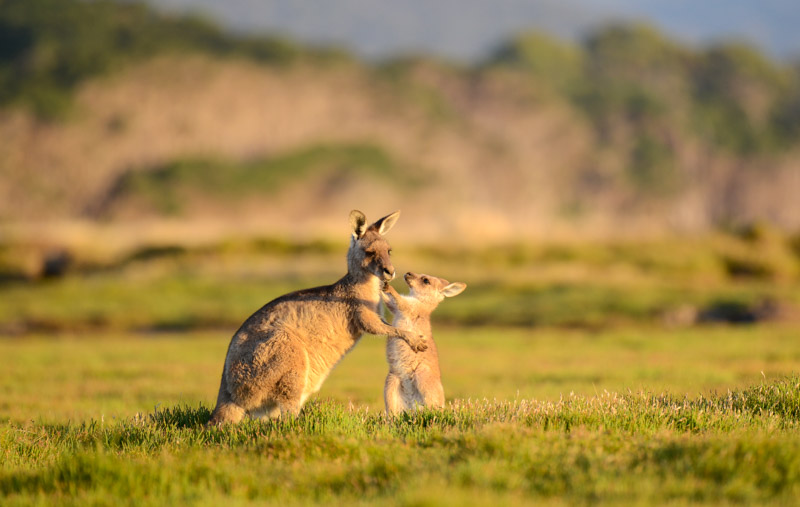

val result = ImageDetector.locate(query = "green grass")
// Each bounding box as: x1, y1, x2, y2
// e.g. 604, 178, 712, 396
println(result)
1, 236, 800, 504
2, 325, 799, 425
3, 376, 800, 504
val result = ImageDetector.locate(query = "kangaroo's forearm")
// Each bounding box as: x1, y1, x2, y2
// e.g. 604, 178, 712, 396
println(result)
357, 307, 405, 337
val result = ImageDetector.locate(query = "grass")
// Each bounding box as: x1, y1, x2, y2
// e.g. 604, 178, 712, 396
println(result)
3, 377, 800, 504
1, 235, 800, 504
2, 325, 800, 425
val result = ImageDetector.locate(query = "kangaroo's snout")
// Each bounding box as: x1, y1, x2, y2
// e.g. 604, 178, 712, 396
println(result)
382, 266, 396, 281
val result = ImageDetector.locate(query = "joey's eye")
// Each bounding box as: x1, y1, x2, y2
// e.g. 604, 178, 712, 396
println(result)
422, 277, 430, 285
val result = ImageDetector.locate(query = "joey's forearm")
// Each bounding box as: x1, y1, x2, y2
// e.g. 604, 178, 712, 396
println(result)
381, 286, 413, 314
380, 292, 399, 313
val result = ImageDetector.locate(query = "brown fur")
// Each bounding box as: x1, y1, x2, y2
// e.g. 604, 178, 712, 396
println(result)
381, 272, 466, 415
208, 210, 426, 425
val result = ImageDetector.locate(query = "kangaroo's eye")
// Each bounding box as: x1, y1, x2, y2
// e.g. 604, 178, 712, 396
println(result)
388, 249, 393, 255
422, 277, 430, 285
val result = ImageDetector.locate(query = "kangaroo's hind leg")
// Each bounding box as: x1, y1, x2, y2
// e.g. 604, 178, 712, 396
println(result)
224, 333, 307, 420
271, 364, 308, 418
413, 367, 445, 409
208, 375, 246, 426
255, 339, 309, 419
384, 373, 404, 415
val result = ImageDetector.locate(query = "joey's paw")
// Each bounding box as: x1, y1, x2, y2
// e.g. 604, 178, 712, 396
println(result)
401, 331, 426, 352
410, 334, 428, 352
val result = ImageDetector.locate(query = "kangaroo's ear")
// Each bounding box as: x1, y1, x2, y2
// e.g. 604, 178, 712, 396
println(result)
442, 282, 466, 297
373, 210, 401, 236
350, 210, 367, 239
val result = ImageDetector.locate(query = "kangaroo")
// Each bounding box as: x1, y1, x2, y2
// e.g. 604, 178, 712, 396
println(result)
208, 210, 427, 425
381, 272, 466, 415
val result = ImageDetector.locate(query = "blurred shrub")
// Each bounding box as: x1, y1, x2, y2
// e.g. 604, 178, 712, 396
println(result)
698, 300, 758, 324
731, 221, 785, 244
125, 245, 188, 264
717, 225, 799, 280
789, 233, 800, 259
0, 242, 75, 281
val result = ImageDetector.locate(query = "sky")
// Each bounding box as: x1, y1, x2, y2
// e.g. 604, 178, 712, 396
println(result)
142, 0, 800, 61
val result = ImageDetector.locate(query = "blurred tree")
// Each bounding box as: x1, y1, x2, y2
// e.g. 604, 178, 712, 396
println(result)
691, 43, 793, 154
585, 23, 691, 91
487, 31, 584, 91
0, 0, 342, 118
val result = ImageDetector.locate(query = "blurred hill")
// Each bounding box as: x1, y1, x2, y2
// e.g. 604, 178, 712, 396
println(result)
1, 0, 800, 240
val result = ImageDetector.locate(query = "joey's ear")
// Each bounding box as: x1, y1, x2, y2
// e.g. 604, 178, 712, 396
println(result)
349, 210, 367, 239
441, 282, 466, 297
373, 210, 401, 236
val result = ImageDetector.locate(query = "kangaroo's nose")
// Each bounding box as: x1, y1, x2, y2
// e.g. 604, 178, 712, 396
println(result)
383, 267, 395, 277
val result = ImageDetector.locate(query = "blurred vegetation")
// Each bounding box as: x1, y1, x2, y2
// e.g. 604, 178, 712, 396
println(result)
487, 25, 800, 197
95, 143, 426, 217
2, 0, 800, 220
4, 0, 799, 158
0, 232, 798, 334
489, 24, 800, 157
1, 1, 799, 332
0, 0, 349, 118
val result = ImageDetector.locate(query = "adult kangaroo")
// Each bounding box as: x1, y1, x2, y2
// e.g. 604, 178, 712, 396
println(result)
208, 210, 426, 425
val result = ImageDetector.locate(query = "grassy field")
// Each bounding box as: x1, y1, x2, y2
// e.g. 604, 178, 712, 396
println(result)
2, 325, 800, 425
2, 369, 800, 504
1, 234, 800, 504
